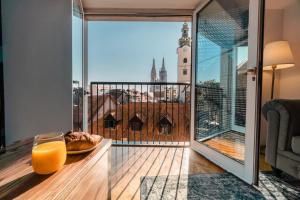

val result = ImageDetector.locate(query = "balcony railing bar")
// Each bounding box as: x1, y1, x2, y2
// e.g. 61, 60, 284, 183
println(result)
73, 80, 80, 131
102, 84, 105, 136
97, 84, 99, 135
140, 84, 143, 144
90, 84, 93, 134
146, 84, 149, 144
109, 84, 112, 139
184, 85, 187, 146
134, 84, 136, 144
116, 84, 118, 143
128, 84, 130, 144
152, 85, 155, 144
159, 84, 161, 145
178, 84, 180, 145
172, 85, 174, 144
122, 83, 124, 144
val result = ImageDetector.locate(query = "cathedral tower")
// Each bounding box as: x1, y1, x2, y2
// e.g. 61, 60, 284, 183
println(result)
177, 22, 191, 84
151, 58, 157, 82
150, 58, 157, 92
159, 58, 167, 83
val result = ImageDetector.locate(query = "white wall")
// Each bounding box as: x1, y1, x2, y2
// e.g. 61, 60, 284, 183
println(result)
2, 0, 73, 144
279, 2, 300, 98
260, 9, 283, 146
261, 1, 300, 146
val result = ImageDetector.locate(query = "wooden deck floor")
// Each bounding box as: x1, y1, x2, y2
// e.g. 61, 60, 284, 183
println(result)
110, 146, 224, 200
203, 131, 245, 163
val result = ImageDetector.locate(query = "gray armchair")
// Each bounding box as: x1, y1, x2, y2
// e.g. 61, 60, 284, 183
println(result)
262, 99, 300, 179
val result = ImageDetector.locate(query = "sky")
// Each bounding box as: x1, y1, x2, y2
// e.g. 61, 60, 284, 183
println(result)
87, 21, 191, 83
73, 18, 248, 85
196, 36, 248, 83
72, 16, 83, 86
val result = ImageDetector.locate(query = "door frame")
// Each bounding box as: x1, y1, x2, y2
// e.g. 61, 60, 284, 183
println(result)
190, 0, 264, 184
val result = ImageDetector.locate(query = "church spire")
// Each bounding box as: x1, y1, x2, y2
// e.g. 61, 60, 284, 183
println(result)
151, 58, 157, 82
179, 22, 191, 47
161, 57, 166, 72
159, 57, 167, 82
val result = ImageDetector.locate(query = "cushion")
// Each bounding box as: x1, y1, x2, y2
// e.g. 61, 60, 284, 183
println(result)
291, 136, 300, 155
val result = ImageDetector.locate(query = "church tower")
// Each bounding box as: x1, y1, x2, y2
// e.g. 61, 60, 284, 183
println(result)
151, 58, 157, 82
159, 58, 167, 83
150, 58, 157, 92
177, 22, 191, 84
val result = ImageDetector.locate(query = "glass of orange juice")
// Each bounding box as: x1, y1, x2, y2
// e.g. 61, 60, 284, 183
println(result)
32, 132, 66, 175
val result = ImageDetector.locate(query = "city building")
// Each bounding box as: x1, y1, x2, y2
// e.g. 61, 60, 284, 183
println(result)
177, 22, 192, 84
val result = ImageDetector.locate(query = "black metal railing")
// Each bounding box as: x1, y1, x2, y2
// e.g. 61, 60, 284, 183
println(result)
73, 80, 83, 131
89, 82, 191, 146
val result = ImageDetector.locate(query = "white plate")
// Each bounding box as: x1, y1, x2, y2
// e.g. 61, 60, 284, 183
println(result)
67, 143, 100, 155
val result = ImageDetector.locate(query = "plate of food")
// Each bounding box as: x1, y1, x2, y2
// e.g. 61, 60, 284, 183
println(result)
64, 131, 103, 155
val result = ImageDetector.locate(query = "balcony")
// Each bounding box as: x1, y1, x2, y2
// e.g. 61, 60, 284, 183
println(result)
87, 82, 191, 146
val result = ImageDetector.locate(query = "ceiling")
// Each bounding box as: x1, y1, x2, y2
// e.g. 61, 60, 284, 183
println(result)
82, 0, 202, 10
82, 0, 298, 11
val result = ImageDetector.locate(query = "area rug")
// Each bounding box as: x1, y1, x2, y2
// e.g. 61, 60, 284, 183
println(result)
258, 172, 300, 199
140, 172, 300, 200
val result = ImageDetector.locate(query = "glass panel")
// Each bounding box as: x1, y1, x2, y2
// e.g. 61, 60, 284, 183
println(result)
72, 0, 83, 131
195, 0, 249, 163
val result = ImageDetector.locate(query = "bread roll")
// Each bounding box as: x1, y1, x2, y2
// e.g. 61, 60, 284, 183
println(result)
64, 132, 102, 151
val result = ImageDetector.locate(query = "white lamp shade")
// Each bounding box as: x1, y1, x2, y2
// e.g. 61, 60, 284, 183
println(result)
263, 41, 295, 70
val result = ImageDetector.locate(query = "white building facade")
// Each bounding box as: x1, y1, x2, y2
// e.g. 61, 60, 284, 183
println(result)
177, 22, 191, 84
177, 23, 191, 102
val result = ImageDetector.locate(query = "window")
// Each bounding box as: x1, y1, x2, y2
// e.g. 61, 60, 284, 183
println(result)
183, 69, 187, 75
104, 120, 116, 129
183, 58, 188, 63
131, 122, 142, 131
160, 125, 172, 135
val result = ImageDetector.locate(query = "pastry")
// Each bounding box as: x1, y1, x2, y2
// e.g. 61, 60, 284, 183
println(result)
64, 131, 102, 151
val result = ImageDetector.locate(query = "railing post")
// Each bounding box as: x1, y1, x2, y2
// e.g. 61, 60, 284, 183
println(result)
178, 85, 180, 144
146, 84, 149, 144
128, 84, 130, 144
140, 84, 143, 144
90, 83, 93, 134
96, 84, 99, 135
103, 84, 105, 138
122, 84, 124, 144
116, 84, 118, 143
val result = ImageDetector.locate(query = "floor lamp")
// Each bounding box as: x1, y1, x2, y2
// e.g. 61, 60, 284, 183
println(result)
263, 41, 295, 99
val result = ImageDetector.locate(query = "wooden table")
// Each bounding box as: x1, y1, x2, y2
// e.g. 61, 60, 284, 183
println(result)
0, 138, 112, 200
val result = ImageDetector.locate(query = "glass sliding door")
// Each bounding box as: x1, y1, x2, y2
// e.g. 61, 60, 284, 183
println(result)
72, 0, 84, 131
191, 0, 263, 184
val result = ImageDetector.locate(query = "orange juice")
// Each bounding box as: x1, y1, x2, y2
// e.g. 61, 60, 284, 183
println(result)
32, 141, 66, 174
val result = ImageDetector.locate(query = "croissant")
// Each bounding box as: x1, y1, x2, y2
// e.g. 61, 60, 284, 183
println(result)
64, 132, 102, 151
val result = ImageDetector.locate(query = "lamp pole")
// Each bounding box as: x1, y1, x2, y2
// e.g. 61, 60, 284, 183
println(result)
271, 65, 277, 99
